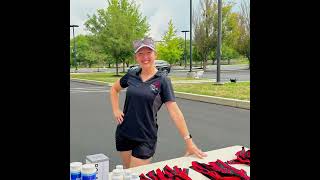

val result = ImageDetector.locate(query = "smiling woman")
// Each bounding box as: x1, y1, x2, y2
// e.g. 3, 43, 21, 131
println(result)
110, 36, 207, 169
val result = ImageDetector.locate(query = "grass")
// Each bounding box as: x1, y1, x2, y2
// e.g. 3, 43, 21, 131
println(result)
70, 72, 210, 83
173, 82, 250, 101
70, 72, 126, 83
70, 72, 250, 100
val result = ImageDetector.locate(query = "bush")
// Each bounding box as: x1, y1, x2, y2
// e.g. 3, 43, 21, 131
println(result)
221, 45, 240, 60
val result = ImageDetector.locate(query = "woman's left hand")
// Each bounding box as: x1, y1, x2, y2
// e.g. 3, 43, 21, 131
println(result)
184, 140, 208, 159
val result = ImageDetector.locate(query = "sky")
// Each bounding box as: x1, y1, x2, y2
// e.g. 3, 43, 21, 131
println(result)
70, 0, 241, 41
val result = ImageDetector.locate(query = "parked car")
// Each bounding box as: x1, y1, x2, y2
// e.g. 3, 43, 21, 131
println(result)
128, 60, 171, 75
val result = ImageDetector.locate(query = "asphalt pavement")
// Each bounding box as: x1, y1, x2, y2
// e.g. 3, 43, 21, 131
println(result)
70, 81, 250, 170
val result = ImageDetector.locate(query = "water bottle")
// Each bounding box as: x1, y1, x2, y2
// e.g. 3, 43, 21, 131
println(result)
123, 169, 131, 180
70, 162, 82, 180
130, 173, 140, 180
111, 169, 122, 180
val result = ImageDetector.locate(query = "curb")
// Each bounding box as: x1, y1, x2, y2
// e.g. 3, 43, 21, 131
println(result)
70, 78, 250, 110
174, 91, 250, 109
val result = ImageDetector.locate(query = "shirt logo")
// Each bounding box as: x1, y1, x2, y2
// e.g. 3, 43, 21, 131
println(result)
150, 81, 160, 94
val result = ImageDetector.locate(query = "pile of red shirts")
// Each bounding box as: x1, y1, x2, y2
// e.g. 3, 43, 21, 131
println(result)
190, 159, 250, 180
139, 165, 192, 180
226, 147, 250, 166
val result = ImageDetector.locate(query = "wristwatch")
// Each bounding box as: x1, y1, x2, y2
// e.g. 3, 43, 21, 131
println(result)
184, 134, 192, 140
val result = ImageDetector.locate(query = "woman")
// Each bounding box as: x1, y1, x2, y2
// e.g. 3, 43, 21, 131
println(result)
110, 37, 207, 168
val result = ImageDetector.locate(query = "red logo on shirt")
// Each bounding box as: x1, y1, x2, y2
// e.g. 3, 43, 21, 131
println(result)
150, 81, 160, 94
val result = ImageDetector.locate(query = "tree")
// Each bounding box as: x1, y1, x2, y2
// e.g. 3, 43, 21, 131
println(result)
177, 37, 191, 67
85, 0, 150, 75
156, 19, 183, 65
236, 0, 250, 62
193, 0, 216, 70
70, 35, 94, 68
193, 0, 242, 69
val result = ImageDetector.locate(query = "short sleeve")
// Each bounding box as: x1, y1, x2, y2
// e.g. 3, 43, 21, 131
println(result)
119, 73, 129, 88
160, 76, 176, 103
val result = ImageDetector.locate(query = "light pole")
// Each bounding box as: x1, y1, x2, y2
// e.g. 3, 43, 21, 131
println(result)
181, 30, 189, 68
216, 0, 222, 84
70, 25, 79, 71
189, 0, 193, 72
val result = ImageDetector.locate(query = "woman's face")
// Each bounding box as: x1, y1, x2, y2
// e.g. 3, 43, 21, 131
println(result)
135, 47, 157, 70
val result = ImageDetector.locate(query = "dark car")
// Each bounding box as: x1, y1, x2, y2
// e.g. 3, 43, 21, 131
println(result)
128, 60, 171, 75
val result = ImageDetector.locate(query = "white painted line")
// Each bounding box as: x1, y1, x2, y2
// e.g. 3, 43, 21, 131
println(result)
70, 90, 126, 93
71, 87, 107, 90
70, 90, 110, 93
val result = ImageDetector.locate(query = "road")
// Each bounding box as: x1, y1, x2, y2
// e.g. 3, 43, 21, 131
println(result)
70, 81, 250, 170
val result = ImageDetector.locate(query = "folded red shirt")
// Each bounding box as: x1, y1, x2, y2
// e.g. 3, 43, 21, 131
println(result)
190, 159, 250, 180
140, 165, 192, 180
226, 147, 250, 166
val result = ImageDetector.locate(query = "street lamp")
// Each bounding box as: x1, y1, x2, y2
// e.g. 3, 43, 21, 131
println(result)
189, 0, 193, 72
181, 30, 189, 68
216, 0, 222, 84
70, 25, 79, 71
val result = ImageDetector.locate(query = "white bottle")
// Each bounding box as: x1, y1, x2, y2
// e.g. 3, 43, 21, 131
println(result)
70, 162, 82, 180
123, 169, 131, 180
111, 169, 123, 180
81, 164, 97, 180
130, 173, 140, 180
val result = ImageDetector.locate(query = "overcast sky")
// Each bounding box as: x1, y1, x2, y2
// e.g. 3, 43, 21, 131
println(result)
70, 0, 241, 40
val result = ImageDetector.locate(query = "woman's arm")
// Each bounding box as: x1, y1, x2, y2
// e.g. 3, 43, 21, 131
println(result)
165, 101, 207, 158
110, 79, 124, 124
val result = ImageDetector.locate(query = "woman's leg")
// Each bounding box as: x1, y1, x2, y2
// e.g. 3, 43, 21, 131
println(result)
129, 156, 152, 168
119, 150, 132, 169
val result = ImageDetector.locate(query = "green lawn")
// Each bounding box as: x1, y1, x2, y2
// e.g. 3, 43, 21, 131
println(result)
70, 72, 250, 100
70, 72, 209, 83
173, 82, 250, 101
70, 72, 126, 83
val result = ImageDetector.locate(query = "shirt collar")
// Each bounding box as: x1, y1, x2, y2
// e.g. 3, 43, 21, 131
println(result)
135, 67, 162, 77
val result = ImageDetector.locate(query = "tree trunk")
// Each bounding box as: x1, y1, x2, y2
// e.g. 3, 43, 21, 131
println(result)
116, 59, 119, 76
122, 60, 125, 73
203, 58, 207, 71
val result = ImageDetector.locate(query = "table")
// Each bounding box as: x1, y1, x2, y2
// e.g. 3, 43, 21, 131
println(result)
109, 145, 250, 179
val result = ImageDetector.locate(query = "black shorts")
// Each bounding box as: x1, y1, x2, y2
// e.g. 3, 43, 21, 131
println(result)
116, 133, 157, 159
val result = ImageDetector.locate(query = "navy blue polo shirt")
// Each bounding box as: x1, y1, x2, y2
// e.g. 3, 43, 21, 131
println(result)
116, 68, 175, 142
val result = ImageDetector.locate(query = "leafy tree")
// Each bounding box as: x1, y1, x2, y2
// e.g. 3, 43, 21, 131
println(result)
156, 19, 183, 65
177, 37, 192, 67
85, 0, 150, 75
236, 0, 250, 62
70, 35, 92, 67
193, 0, 242, 69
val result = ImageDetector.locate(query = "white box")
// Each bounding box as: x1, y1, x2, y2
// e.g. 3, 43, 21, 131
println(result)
86, 154, 109, 180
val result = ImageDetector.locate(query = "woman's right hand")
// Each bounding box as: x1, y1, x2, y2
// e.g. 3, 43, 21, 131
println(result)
113, 109, 124, 124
